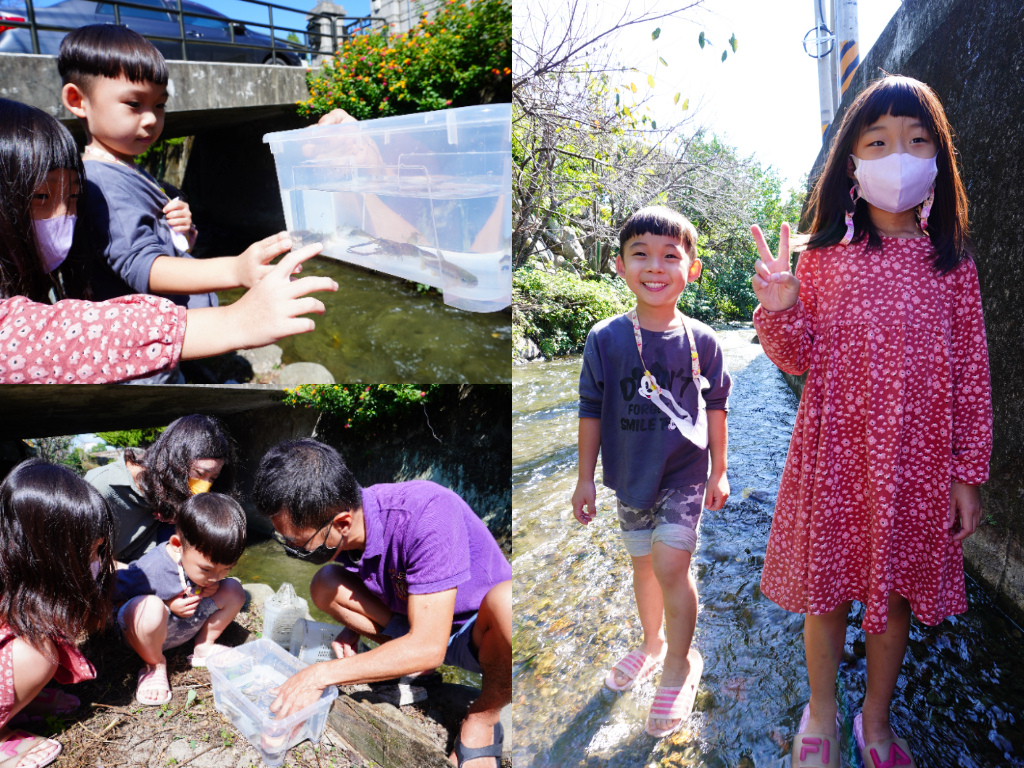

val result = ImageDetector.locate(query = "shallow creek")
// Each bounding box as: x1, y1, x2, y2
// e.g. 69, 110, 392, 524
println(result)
511, 326, 1024, 768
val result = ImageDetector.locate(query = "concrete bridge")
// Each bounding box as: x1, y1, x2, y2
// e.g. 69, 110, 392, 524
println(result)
0, 52, 317, 248
0, 52, 311, 136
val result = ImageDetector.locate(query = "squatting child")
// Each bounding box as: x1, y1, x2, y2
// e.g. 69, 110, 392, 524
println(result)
116, 492, 247, 706
571, 205, 731, 738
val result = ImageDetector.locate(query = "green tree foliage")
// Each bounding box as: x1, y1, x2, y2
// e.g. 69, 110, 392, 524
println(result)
513, 268, 634, 357
96, 428, 166, 449
300, 0, 510, 120
282, 384, 439, 437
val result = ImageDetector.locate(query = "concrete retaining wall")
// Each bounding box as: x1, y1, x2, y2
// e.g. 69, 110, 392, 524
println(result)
807, 0, 1024, 622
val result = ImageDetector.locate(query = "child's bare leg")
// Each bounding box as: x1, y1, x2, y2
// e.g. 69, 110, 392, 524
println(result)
803, 601, 851, 734
122, 595, 171, 705
10, 637, 58, 719
649, 541, 697, 731
123, 595, 169, 666
192, 579, 246, 658
862, 592, 911, 744
609, 553, 665, 688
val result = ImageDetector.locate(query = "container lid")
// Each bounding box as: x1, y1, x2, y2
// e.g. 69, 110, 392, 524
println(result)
263, 103, 511, 145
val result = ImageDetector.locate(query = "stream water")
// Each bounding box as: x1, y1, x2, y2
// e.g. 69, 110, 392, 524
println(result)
219, 256, 511, 383
512, 326, 1024, 768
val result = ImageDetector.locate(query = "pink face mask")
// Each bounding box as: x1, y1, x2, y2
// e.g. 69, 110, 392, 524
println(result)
32, 215, 76, 273
851, 153, 937, 214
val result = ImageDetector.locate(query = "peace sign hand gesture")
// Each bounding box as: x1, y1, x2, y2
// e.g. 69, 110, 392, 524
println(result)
751, 222, 801, 312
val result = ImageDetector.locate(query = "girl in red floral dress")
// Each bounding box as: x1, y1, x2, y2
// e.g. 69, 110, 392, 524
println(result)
0, 460, 119, 768
751, 76, 991, 768
0, 98, 337, 384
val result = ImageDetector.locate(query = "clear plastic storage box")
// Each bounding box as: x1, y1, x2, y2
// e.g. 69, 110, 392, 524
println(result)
207, 639, 338, 767
263, 104, 512, 313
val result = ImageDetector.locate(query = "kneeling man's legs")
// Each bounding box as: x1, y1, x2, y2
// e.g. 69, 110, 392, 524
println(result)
310, 563, 393, 645
454, 579, 511, 766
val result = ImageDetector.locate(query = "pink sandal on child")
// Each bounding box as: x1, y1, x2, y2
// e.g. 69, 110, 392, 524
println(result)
0, 727, 62, 768
791, 705, 840, 768
9, 688, 80, 726
135, 663, 172, 706
854, 712, 916, 768
604, 643, 667, 692
645, 648, 703, 738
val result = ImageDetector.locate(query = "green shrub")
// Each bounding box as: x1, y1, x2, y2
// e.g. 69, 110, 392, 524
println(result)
299, 0, 510, 120
97, 428, 165, 449
514, 268, 635, 358
282, 384, 439, 437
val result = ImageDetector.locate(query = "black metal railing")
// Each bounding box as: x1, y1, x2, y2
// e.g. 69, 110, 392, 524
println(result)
0, 0, 387, 63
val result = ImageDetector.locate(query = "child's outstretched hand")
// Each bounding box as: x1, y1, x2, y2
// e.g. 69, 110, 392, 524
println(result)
751, 222, 800, 312
949, 481, 982, 541
234, 232, 298, 289
572, 480, 597, 525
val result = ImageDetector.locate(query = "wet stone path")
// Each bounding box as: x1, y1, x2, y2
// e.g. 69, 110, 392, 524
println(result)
512, 326, 1024, 768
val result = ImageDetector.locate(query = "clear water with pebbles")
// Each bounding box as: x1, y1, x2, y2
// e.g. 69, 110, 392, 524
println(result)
512, 326, 1024, 768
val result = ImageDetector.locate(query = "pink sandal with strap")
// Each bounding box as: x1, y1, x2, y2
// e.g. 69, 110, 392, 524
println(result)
0, 728, 61, 768
854, 712, 916, 768
792, 705, 840, 768
135, 663, 172, 706
645, 648, 703, 738
604, 643, 667, 692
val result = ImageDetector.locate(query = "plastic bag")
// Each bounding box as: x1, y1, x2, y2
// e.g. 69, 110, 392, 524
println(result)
262, 582, 308, 648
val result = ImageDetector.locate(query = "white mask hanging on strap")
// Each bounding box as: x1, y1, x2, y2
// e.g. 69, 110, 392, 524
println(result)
629, 308, 709, 450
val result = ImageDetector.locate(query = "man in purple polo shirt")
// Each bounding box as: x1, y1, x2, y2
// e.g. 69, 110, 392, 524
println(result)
252, 438, 511, 768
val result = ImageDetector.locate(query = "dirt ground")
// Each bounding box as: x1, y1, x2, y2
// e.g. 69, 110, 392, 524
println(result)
28, 597, 510, 768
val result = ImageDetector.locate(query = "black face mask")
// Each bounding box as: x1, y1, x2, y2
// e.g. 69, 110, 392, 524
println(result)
280, 519, 338, 564
282, 539, 339, 565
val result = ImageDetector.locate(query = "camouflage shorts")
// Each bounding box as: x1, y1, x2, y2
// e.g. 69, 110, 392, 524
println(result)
615, 482, 705, 556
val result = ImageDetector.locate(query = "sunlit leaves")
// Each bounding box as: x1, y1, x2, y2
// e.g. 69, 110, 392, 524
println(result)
674, 92, 680, 105
659, 56, 668, 67
652, 27, 661, 40
647, 74, 655, 88
630, 82, 637, 93
729, 33, 738, 53
722, 50, 728, 62
698, 31, 706, 48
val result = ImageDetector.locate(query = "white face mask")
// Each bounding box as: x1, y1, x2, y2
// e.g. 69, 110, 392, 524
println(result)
851, 153, 938, 214
32, 215, 77, 273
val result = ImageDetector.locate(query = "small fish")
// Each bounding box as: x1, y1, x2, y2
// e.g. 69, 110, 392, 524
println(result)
348, 236, 479, 288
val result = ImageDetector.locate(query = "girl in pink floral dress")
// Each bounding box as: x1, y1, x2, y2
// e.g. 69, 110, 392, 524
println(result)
751, 76, 991, 768
0, 98, 337, 384
0, 460, 119, 768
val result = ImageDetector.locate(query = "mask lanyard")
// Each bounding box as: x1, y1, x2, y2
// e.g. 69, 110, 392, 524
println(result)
629, 308, 709, 450
174, 553, 200, 597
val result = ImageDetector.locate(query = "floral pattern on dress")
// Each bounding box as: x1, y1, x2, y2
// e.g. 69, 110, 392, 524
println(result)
0, 294, 186, 384
753, 237, 992, 634
0, 624, 95, 728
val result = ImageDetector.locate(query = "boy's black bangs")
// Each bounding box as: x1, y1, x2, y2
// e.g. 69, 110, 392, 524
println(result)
855, 79, 938, 139
176, 494, 246, 565
618, 208, 696, 257
59, 25, 168, 86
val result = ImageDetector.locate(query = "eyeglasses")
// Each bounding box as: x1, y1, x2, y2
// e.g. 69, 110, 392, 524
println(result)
279, 519, 332, 561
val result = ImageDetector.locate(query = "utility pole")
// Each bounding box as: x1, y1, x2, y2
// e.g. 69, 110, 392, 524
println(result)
811, 0, 835, 138
836, 0, 861, 104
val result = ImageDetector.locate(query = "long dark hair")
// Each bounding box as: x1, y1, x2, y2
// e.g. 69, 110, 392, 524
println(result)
0, 98, 89, 301
126, 415, 237, 523
804, 75, 971, 273
0, 459, 115, 652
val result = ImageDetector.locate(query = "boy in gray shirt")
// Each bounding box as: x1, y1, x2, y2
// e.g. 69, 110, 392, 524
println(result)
116, 493, 246, 706
571, 205, 731, 739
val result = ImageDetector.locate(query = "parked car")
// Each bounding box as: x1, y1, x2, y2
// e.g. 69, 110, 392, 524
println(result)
0, 0, 305, 64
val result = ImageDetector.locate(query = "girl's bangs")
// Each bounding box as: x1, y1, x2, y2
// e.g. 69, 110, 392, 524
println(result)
855, 79, 938, 137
